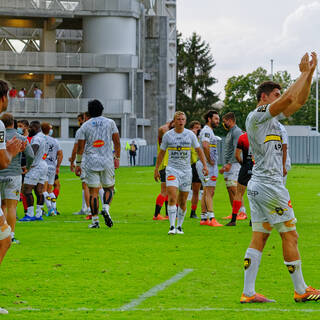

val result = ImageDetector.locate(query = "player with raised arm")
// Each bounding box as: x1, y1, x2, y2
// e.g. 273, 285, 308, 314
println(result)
75, 100, 120, 229
196, 110, 223, 227
240, 52, 320, 303
154, 111, 208, 235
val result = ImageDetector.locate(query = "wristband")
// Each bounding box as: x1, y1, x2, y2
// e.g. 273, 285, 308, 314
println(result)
76, 154, 82, 165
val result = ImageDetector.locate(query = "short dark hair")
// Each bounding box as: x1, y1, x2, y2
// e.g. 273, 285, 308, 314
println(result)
1, 113, 14, 128
30, 120, 41, 130
189, 120, 201, 129
77, 112, 84, 120
17, 119, 29, 127
0, 80, 9, 99
222, 112, 236, 122
203, 110, 218, 123
88, 100, 104, 117
256, 81, 282, 102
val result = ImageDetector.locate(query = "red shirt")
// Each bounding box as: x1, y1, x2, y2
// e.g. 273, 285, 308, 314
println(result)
9, 89, 17, 98
237, 132, 252, 165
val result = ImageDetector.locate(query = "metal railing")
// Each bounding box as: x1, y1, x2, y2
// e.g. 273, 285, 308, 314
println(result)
0, 51, 138, 70
7, 98, 132, 115
0, 0, 141, 14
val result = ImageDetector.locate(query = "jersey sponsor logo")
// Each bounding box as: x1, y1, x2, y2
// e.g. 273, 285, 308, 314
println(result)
210, 176, 217, 181
0, 131, 4, 143
257, 105, 268, 112
247, 190, 259, 197
288, 200, 293, 208
42, 153, 47, 160
93, 140, 105, 148
244, 258, 251, 270
264, 135, 282, 143
167, 175, 176, 181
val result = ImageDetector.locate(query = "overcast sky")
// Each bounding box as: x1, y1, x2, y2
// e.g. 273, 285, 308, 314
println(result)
176, 0, 320, 99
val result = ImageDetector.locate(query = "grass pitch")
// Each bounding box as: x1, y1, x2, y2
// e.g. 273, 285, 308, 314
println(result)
1, 165, 320, 319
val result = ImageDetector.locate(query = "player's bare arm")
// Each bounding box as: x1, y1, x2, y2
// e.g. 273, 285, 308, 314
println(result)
202, 141, 214, 166
154, 149, 165, 181
75, 139, 85, 176
56, 150, 63, 174
195, 147, 208, 176
282, 143, 288, 177
269, 52, 317, 117
112, 132, 121, 169
235, 148, 243, 165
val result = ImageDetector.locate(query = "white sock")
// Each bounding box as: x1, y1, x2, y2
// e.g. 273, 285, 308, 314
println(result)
49, 192, 56, 210
240, 206, 246, 213
243, 248, 262, 297
35, 205, 43, 218
43, 191, 51, 210
99, 188, 104, 205
86, 207, 91, 215
168, 205, 177, 228
92, 216, 99, 224
82, 190, 87, 211
11, 231, 14, 239
284, 260, 308, 295
27, 206, 34, 217
102, 203, 110, 213
207, 211, 215, 220
177, 207, 186, 228
201, 213, 207, 220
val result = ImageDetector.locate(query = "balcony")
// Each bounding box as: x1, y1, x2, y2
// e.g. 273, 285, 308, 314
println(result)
0, 0, 141, 18
7, 98, 132, 117
0, 51, 138, 73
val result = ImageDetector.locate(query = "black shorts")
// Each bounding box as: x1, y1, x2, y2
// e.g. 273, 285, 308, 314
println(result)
55, 174, 59, 181
191, 163, 201, 183
159, 168, 166, 183
237, 162, 253, 186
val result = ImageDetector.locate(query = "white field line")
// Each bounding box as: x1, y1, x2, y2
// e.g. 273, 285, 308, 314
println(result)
7, 307, 320, 313
117, 268, 194, 311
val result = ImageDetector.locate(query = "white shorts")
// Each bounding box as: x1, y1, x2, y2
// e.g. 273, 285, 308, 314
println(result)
0, 175, 22, 201
165, 166, 192, 192
223, 162, 241, 184
46, 166, 56, 185
247, 178, 296, 226
80, 165, 88, 184
86, 167, 115, 188
196, 161, 218, 187
24, 161, 48, 186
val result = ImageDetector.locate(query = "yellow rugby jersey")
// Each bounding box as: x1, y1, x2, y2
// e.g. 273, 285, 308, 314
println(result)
157, 141, 168, 170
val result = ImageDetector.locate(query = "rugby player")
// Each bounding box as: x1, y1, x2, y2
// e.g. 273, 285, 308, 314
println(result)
75, 100, 120, 229
154, 111, 208, 235
0, 81, 23, 315
279, 122, 291, 185
42, 122, 63, 215
70, 113, 91, 217
189, 120, 202, 219
153, 120, 174, 220
241, 53, 320, 303
196, 110, 223, 227
20, 121, 48, 221
226, 132, 253, 226
0, 114, 33, 243
219, 112, 246, 219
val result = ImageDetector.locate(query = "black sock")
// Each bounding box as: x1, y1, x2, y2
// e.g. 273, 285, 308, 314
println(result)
154, 204, 162, 217
231, 213, 237, 223
165, 201, 168, 216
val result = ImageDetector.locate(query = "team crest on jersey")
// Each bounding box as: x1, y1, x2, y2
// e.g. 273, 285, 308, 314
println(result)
244, 258, 251, 270
0, 131, 4, 143
257, 105, 268, 112
287, 265, 296, 274
167, 175, 176, 181
205, 133, 210, 138
271, 207, 288, 216
93, 140, 105, 148
176, 146, 182, 151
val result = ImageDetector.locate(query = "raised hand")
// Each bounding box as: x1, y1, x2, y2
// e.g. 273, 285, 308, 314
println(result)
299, 53, 310, 73
6, 136, 22, 158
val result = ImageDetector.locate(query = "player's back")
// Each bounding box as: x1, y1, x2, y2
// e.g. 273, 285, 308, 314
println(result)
79, 116, 118, 171
32, 132, 48, 167
246, 104, 283, 182
45, 135, 60, 167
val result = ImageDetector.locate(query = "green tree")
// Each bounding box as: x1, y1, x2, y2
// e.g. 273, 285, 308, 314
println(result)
219, 68, 292, 135
176, 32, 219, 124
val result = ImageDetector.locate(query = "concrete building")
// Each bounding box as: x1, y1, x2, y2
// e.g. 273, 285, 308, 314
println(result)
0, 0, 176, 143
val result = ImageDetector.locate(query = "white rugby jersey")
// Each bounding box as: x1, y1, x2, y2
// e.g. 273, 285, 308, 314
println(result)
0, 120, 6, 150
77, 116, 118, 171
246, 104, 285, 182
199, 125, 218, 165
31, 132, 48, 167
278, 122, 291, 171
75, 127, 87, 164
160, 128, 200, 171
45, 135, 61, 168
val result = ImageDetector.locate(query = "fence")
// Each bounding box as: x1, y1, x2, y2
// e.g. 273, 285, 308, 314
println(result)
137, 136, 320, 166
